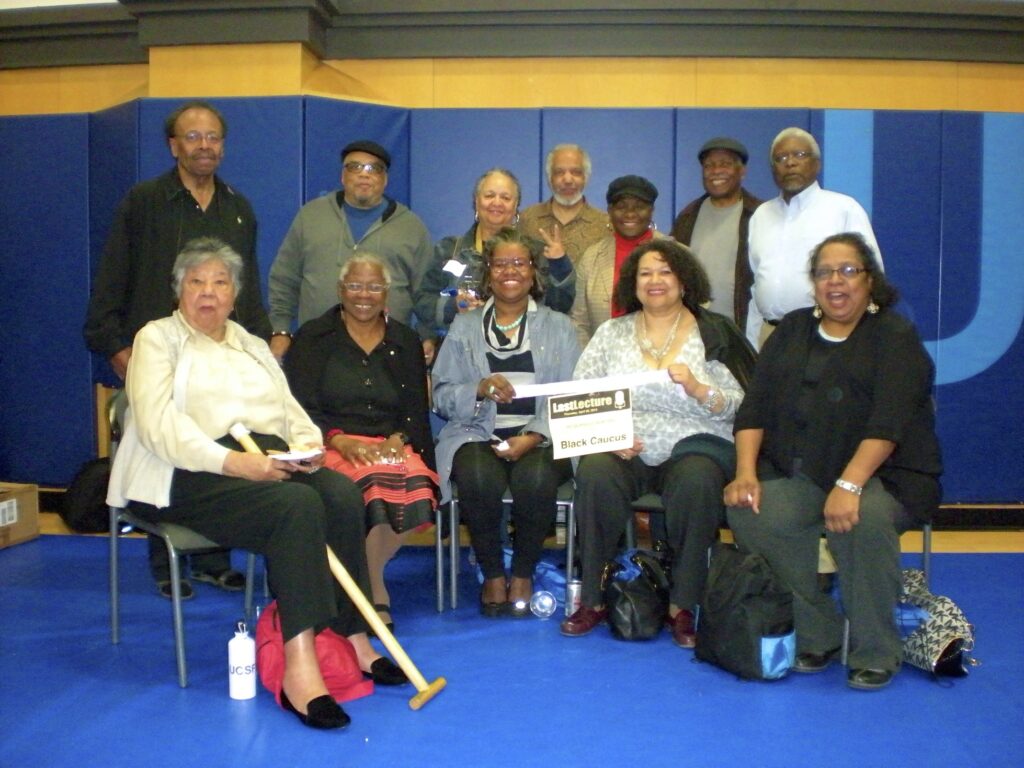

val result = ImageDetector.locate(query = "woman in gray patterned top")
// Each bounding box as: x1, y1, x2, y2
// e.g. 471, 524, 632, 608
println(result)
560, 239, 756, 647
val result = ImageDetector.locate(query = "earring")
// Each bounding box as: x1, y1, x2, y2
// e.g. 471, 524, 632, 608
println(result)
649, 221, 657, 231
812, 304, 823, 319
513, 212, 520, 227
474, 210, 479, 223
867, 300, 879, 315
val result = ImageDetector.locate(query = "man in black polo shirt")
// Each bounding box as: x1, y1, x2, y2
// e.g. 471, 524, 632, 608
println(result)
85, 100, 270, 599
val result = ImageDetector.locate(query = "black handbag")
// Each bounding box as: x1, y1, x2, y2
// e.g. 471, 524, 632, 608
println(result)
602, 549, 671, 641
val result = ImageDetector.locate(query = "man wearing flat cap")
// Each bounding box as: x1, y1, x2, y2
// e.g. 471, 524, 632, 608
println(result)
268, 139, 432, 360
671, 137, 762, 330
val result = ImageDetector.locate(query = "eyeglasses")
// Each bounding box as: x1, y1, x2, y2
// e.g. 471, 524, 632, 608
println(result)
489, 258, 532, 272
341, 282, 388, 293
772, 150, 814, 165
343, 161, 386, 175
177, 131, 223, 145
811, 265, 867, 281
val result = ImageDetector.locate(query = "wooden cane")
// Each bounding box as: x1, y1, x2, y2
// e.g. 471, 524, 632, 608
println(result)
229, 423, 447, 710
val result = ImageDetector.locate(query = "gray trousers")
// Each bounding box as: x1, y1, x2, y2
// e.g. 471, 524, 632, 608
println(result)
727, 475, 904, 672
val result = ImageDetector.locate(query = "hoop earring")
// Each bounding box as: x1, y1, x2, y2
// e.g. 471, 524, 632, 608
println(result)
812, 304, 823, 319
867, 300, 879, 315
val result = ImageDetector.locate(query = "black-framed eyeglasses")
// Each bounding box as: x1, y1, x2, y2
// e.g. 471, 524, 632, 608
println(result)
772, 150, 814, 165
343, 161, 386, 175
341, 282, 388, 293
811, 265, 867, 281
177, 131, 223, 145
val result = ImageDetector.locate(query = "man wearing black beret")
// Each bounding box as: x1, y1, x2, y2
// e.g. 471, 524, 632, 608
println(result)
268, 138, 433, 360
671, 137, 762, 330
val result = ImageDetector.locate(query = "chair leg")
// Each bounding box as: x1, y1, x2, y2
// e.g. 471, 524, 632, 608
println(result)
435, 506, 445, 613
922, 522, 932, 588
565, 500, 576, 581
449, 500, 459, 610
109, 507, 120, 645
244, 552, 257, 626
166, 542, 189, 688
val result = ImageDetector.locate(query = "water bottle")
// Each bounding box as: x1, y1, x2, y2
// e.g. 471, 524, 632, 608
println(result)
456, 274, 480, 311
228, 620, 256, 700
529, 590, 557, 619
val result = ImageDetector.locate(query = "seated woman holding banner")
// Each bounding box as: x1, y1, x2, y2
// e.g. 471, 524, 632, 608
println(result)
560, 239, 756, 647
106, 237, 407, 732
432, 228, 580, 617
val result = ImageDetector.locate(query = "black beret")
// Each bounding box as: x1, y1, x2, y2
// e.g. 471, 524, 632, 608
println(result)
606, 175, 658, 205
698, 137, 749, 165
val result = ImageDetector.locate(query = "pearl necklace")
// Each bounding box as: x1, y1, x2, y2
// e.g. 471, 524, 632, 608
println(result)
638, 309, 682, 363
494, 311, 525, 332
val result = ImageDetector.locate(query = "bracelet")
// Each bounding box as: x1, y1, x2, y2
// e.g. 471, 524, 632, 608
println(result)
271, 330, 292, 339
835, 478, 864, 496
703, 388, 720, 413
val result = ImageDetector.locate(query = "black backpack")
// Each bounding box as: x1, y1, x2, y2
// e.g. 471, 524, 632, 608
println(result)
61, 457, 112, 533
695, 542, 795, 680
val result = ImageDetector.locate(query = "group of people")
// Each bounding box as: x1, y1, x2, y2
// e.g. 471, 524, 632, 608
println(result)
87, 99, 942, 729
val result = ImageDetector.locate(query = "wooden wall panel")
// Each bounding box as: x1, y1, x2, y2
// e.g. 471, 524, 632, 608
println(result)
0, 64, 146, 115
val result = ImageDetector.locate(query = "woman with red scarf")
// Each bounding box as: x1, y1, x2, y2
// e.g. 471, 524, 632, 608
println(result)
570, 175, 671, 348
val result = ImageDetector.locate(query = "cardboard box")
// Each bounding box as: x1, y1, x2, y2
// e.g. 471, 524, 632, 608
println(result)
0, 482, 40, 550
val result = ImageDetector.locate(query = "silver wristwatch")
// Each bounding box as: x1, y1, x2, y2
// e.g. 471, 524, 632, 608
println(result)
703, 388, 720, 413
835, 478, 864, 496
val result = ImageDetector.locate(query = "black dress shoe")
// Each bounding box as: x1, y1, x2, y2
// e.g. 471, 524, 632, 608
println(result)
366, 656, 409, 686
480, 597, 508, 618
280, 691, 350, 730
794, 647, 841, 673
508, 598, 531, 618
847, 668, 894, 690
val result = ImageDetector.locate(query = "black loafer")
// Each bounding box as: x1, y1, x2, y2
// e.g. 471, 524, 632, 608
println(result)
366, 657, 409, 686
794, 647, 841, 673
508, 598, 531, 618
281, 691, 350, 730
847, 668, 894, 691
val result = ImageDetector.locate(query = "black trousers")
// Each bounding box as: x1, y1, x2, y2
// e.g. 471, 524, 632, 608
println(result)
451, 442, 571, 581
575, 452, 726, 608
133, 467, 370, 642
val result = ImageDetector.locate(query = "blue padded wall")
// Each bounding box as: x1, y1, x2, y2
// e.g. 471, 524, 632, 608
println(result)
88, 101, 141, 388
0, 114, 94, 484
409, 109, 541, 242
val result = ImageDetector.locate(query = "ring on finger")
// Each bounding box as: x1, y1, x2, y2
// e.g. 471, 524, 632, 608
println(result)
487, 383, 496, 395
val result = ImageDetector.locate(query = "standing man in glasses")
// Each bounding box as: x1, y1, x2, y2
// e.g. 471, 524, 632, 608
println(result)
268, 139, 433, 362
746, 127, 882, 348
84, 100, 269, 599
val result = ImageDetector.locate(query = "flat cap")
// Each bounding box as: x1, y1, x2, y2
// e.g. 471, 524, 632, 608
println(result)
698, 137, 749, 165
606, 175, 658, 205
340, 140, 391, 169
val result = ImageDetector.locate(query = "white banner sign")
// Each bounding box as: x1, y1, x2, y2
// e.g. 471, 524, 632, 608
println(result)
548, 388, 634, 459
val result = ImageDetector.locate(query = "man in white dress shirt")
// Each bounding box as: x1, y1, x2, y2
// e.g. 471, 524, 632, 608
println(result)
746, 127, 882, 347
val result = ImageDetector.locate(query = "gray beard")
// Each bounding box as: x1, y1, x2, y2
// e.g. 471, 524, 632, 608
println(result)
553, 192, 583, 207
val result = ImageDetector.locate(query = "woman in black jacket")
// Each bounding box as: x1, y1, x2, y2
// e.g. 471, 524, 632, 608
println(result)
725, 232, 942, 691
286, 254, 437, 632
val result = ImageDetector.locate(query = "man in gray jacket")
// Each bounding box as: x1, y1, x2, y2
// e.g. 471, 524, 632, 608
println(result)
269, 139, 433, 360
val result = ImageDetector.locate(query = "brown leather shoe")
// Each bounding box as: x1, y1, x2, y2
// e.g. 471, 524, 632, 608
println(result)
667, 609, 696, 648
560, 606, 607, 637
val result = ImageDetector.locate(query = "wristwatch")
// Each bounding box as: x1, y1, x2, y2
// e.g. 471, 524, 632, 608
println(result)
835, 478, 864, 496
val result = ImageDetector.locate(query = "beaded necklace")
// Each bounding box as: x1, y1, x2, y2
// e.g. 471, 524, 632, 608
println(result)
637, 309, 682, 363
494, 311, 526, 332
